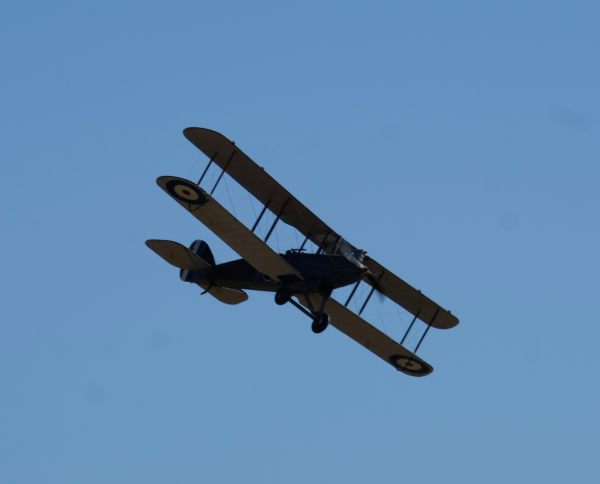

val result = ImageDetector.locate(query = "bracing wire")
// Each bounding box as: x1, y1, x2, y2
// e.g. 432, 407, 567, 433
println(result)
222, 175, 238, 218
247, 191, 259, 236
374, 300, 388, 335
294, 228, 299, 248
274, 223, 281, 252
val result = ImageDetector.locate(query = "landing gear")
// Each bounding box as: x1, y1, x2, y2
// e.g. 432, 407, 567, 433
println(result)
311, 312, 329, 334
274, 287, 293, 305
275, 287, 330, 334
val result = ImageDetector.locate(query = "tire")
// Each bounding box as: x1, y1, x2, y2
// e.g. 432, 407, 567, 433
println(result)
311, 312, 329, 334
274, 288, 292, 306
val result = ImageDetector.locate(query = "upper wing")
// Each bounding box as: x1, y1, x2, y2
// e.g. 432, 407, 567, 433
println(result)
183, 127, 338, 251
297, 294, 433, 377
156, 175, 302, 283
184, 127, 459, 329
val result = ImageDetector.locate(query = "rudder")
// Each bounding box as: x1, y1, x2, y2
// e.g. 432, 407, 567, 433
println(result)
189, 240, 215, 265
180, 240, 214, 282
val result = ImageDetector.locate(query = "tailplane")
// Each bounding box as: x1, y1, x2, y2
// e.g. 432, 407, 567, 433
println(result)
146, 239, 247, 305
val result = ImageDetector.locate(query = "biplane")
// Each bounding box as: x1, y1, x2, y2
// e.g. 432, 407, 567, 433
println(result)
147, 127, 459, 376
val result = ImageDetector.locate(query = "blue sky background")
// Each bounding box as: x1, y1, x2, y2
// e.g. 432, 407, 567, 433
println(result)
1, 1, 599, 483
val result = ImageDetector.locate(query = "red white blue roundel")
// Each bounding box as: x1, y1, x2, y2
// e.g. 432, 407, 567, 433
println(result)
165, 179, 208, 205
389, 355, 429, 376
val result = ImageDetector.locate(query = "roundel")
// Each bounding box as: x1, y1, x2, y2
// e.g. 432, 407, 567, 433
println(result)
165, 179, 208, 206
389, 355, 430, 376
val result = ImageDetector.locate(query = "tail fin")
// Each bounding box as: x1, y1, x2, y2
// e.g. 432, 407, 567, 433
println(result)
180, 240, 213, 282
182, 240, 248, 305
147, 238, 247, 305
189, 240, 215, 265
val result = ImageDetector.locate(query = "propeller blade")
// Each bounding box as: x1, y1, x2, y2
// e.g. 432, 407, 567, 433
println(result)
363, 270, 386, 303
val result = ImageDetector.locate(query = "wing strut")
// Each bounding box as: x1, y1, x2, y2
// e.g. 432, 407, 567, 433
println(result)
197, 151, 217, 185
358, 272, 384, 315
210, 148, 237, 195
359, 285, 377, 315
344, 279, 362, 307
414, 309, 438, 353
264, 198, 290, 243
396, 308, 438, 356
315, 231, 330, 254
251, 200, 270, 233
299, 234, 310, 251
400, 311, 420, 345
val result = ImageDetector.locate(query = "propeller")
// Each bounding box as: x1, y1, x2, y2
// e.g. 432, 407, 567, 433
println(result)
330, 241, 386, 304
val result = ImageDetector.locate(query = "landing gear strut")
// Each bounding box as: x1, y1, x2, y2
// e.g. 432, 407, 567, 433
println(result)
275, 288, 330, 334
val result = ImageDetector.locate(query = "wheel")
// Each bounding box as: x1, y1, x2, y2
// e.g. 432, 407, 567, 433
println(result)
274, 288, 292, 306
311, 312, 329, 334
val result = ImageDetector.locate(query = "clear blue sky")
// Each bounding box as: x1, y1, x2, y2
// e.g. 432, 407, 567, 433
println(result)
1, 1, 599, 483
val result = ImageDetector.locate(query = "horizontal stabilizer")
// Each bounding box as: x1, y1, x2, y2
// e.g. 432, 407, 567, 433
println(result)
146, 239, 210, 271
202, 286, 248, 305
146, 239, 248, 305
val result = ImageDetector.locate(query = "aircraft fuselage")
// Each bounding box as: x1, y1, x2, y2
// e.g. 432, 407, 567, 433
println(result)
186, 252, 363, 294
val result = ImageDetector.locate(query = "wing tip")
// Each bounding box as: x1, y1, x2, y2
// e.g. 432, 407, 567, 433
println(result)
183, 126, 228, 143
389, 354, 433, 377
156, 175, 174, 187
